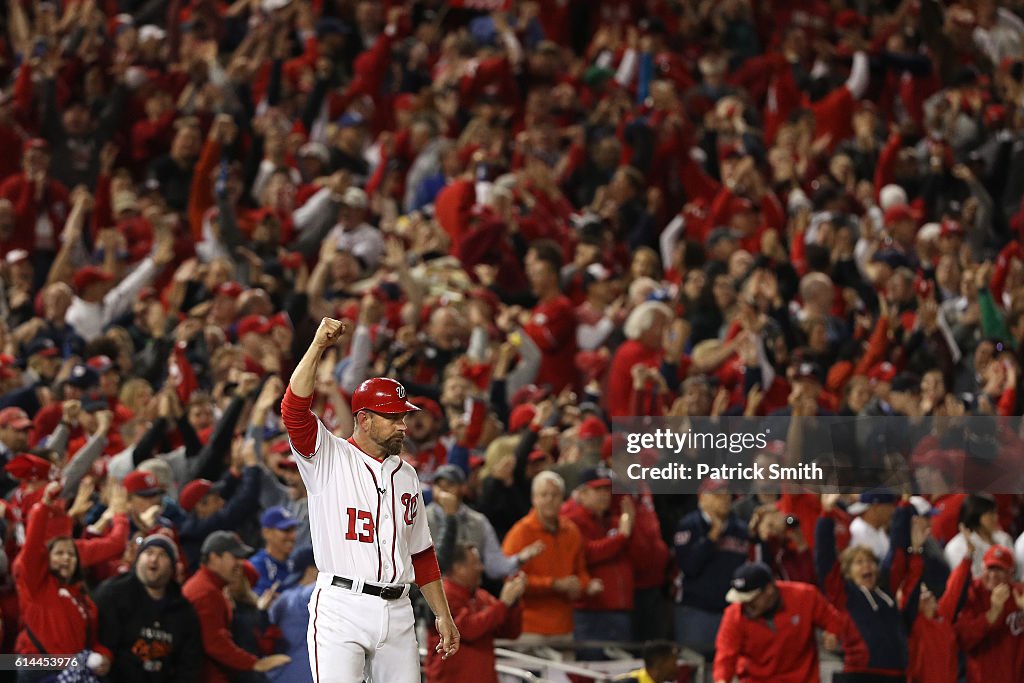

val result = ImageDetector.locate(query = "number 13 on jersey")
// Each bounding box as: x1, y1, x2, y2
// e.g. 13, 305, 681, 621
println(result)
345, 508, 375, 543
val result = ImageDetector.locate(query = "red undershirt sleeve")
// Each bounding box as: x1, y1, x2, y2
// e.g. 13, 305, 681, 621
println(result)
281, 387, 319, 458
412, 546, 441, 586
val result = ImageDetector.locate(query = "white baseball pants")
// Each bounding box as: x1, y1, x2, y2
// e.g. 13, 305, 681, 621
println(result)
306, 574, 420, 683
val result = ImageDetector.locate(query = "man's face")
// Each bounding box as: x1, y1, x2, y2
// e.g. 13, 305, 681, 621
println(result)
982, 565, 1011, 592
405, 410, 436, 442
136, 546, 174, 589
263, 527, 297, 557
129, 491, 164, 518
698, 492, 731, 519
210, 551, 242, 583
363, 411, 409, 456
525, 255, 555, 293
742, 583, 778, 619
195, 492, 225, 518
532, 480, 563, 521
578, 485, 612, 515
189, 402, 215, 431
0, 424, 30, 451
62, 104, 91, 137
99, 370, 120, 397
440, 376, 470, 409
433, 477, 462, 502
451, 547, 485, 589
23, 148, 49, 175
171, 126, 201, 162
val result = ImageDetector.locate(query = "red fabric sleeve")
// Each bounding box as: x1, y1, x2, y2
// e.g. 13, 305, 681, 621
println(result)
873, 132, 902, 198
281, 387, 319, 458
188, 137, 221, 241
194, 593, 260, 671
75, 514, 129, 568
92, 172, 113, 239
412, 546, 441, 586
938, 557, 972, 621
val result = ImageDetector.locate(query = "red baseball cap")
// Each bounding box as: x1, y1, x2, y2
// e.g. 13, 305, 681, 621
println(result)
984, 544, 1014, 572
241, 560, 259, 587
940, 219, 964, 238
178, 479, 214, 512
23, 138, 49, 153
578, 466, 613, 489
410, 396, 443, 421
509, 404, 536, 432
350, 378, 419, 415
883, 204, 918, 226
237, 315, 272, 338
72, 266, 114, 292
3, 453, 53, 481
86, 355, 116, 374
124, 470, 165, 497
578, 415, 608, 440
0, 407, 32, 430
527, 450, 552, 463
269, 312, 293, 331
215, 281, 245, 298
510, 384, 550, 408
867, 362, 897, 384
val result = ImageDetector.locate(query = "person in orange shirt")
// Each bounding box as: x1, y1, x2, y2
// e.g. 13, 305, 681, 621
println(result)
502, 471, 601, 644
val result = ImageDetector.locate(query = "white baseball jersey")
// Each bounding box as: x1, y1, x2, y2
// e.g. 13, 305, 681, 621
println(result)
291, 418, 433, 584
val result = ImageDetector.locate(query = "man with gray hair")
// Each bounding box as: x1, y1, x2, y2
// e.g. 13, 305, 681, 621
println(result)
606, 300, 681, 417
502, 470, 598, 643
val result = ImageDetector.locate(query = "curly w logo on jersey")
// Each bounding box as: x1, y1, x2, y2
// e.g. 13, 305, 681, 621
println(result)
401, 493, 418, 525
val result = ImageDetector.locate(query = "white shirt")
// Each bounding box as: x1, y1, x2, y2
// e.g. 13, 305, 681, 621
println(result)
65, 258, 157, 341
946, 529, 1018, 579
326, 222, 385, 272
292, 419, 433, 585
1016, 532, 1024, 581
849, 516, 890, 562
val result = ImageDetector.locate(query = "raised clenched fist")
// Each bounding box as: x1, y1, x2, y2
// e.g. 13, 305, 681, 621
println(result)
313, 318, 347, 350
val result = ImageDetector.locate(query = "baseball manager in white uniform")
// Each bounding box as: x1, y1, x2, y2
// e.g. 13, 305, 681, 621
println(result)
281, 317, 460, 682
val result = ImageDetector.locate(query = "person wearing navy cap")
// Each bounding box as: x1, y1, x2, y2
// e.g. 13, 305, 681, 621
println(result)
250, 505, 300, 596
268, 546, 320, 683
847, 489, 898, 562
713, 562, 868, 683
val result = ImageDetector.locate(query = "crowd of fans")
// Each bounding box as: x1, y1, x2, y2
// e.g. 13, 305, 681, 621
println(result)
4, 0, 1024, 681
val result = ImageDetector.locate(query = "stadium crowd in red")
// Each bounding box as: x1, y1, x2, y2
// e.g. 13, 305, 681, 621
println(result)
3, 0, 1024, 681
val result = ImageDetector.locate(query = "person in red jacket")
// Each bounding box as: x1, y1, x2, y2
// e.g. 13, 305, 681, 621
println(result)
604, 300, 675, 418
425, 543, 525, 683
13, 482, 113, 679
522, 239, 579, 392
954, 544, 1024, 683
560, 465, 633, 660
713, 562, 868, 683
0, 139, 69, 284
181, 531, 291, 683
624, 487, 674, 642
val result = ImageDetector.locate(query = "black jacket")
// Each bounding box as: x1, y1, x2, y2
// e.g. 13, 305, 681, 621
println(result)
94, 571, 203, 683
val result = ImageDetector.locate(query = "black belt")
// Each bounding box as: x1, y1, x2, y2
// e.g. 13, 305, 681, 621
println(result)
331, 576, 406, 600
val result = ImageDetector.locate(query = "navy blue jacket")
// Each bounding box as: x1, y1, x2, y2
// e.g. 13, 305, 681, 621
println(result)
180, 466, 262, 570
674, 510, 749, 612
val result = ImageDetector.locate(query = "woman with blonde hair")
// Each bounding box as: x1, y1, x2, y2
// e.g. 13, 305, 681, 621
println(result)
814, 495, 922, 682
